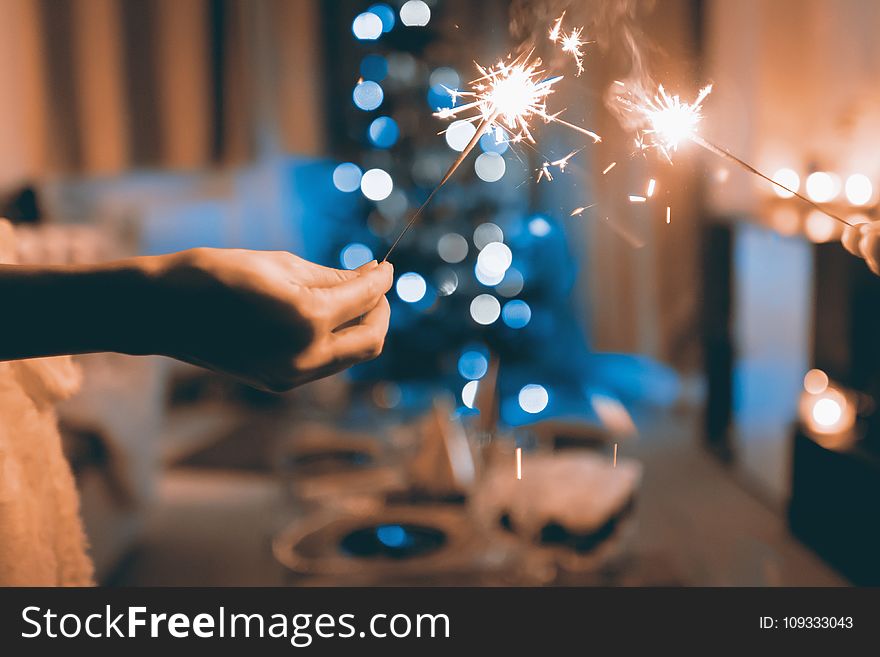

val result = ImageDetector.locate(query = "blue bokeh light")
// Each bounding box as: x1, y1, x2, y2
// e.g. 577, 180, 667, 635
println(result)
359, 54, 388, 82
353, 80, 384, 111
502, 299, 532, 329
376, 524, 408, 548
427, 84, 455, 112
458, 350, 489, 380
332, 162, 362, 193
368, 116, 399, 149
480, 128, 510, 154
368, 4, 396, 32
340, 243, 374, 270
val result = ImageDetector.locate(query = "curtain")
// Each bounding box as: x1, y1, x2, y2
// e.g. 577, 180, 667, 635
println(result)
0, 0, 326, 187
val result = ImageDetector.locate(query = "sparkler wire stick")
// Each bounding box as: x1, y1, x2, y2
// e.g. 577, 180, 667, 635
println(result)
690, 135, 854, 227
383, 110, 500, 261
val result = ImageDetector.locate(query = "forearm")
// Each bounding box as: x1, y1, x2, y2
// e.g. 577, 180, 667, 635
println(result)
0, 257, 167, 361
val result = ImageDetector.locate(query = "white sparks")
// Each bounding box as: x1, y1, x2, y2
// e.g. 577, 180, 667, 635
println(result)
548, 12, 565, 43
549, 12, 587, 76
615, 82, 713, 161
647, 178, 656, 197
666, 206, 671, 224
629, 195, 647, 203
516, 447, 522, 480
602, 161, 617, 175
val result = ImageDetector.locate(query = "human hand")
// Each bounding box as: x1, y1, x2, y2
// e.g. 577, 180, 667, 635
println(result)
146, 248, 393, 391
842, 221, 880, 275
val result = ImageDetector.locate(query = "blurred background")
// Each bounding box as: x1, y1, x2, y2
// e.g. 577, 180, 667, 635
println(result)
3, 0, 878, 585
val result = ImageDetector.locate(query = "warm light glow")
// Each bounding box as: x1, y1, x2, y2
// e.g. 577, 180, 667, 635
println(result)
812, 397, 842, 427
805, 171, 839, 203
845, 174, 873, 206
771, 168, 800, 198
803, 369, 829, 395
805, 210, 836, 243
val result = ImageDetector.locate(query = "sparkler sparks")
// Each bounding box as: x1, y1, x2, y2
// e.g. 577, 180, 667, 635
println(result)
516, 447, 523, 480
615, 79, 853, 228
385, 42, 603, 259
549, 12, 586, 76
602, 162, 617, 175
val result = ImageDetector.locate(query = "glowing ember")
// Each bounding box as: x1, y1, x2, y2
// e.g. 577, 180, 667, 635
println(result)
666, 206, 671, 224
570, 203, 596, 217
516, 447, 522, 480
613, 443, 618, 468
647, 178, 656, 197
640, 84, 712, 160
602, 161, 617, 175
629, 195, 647, 203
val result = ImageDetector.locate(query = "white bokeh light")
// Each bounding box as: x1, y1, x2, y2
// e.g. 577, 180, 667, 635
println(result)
845, 174, 873, 206
396, 272, 427, 303
360, 168, 393, 201
528, 216, 551, 237
518, 384, 549, 414
805, 210, 836, 243
435, 268, 458, 296
474, 152, 506, 182
812, 397, 842, 427
470, 294, 501, 325
474, 263, 505, 286
352, 12, 383, 40
400, 0, 430, 26
332, 163, 362, 193
771, 168, 799, 199
476, 241, 512, 278
353, 80, 384, 111
805, 171, 839, 203
340, 243, 373, 270
473, 223, 503, 249
462, 380, 479, 408
438, 233, 469, 263
429, 67, 460, 89
445, 120, 478, 152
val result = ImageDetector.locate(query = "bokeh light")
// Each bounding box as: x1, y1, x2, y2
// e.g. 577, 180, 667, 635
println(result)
352, 12, 383, 40
803, 368, 829, 395
368, 3, 395, 32
445, 120, 477, 152
480, 128, 509, 154
502, 300, 531, 328
470, 294, 501, 325
435, 268, 458, 296
474, 263, 504, 286
400, 0, 430, 26
528, 216, 552, 237
473, 223, 503, 249
813, 397, 842, 427
361, 168, 393, 201
458, 350, 489, 380
353, 80, 384, 111
396, 272, 427, 303
368, 116, 399, 148
340, 242, 374, 270
427, 84, 454, 112
518, 384, 549, 414
474, 152, 506, 182
438, 233, 469, 263
496, 267, 524, 297
804, 210, 836, 243
805, 171, 839, 203
771, 168, 800, 198
429, 67, 460, 90
845, 173, 873, 206
461, 380, 479, 408
332, 163, 362, 193
476, 241, 512, 278
360, 54, 388, 81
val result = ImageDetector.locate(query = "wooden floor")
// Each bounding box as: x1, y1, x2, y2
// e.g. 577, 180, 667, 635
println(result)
112, 408, 846, 586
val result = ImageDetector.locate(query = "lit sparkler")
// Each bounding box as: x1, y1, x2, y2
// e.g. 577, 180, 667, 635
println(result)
616, 81, 853, 227
384, 44, 602, 259
549, 12, 586, 76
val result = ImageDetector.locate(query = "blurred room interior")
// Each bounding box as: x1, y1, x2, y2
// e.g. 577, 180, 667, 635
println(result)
2, 0, 878, 585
